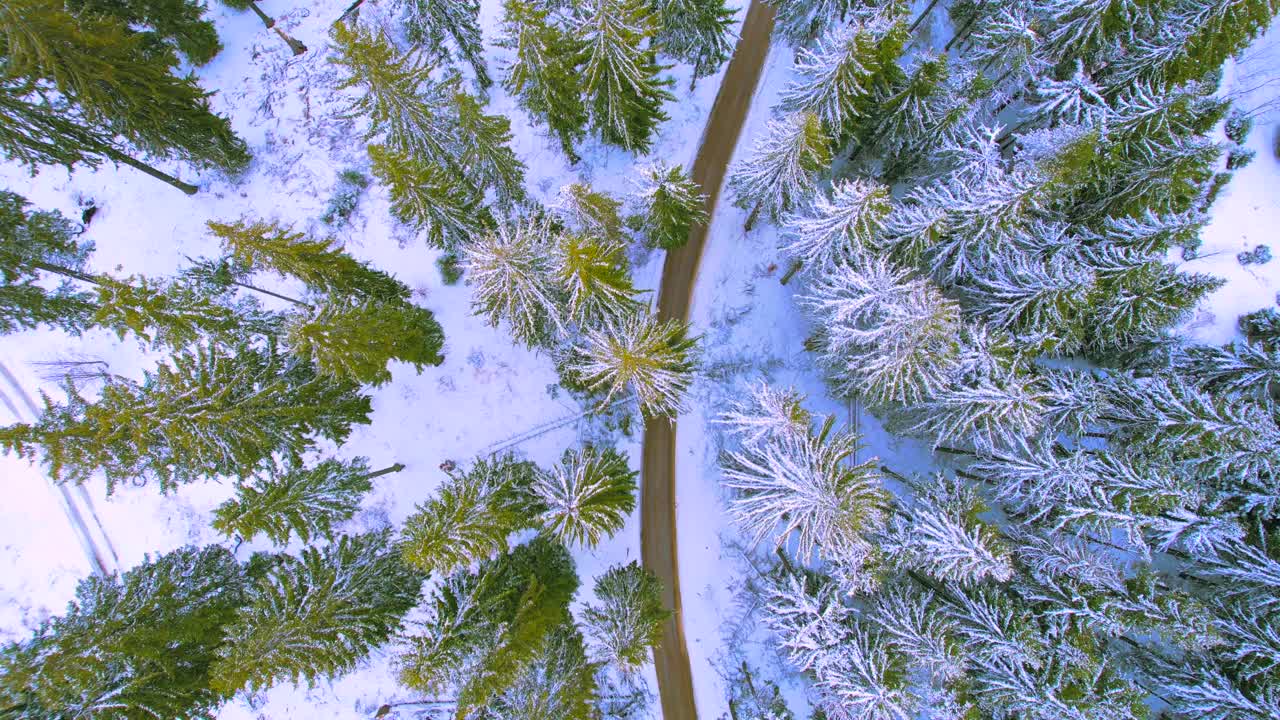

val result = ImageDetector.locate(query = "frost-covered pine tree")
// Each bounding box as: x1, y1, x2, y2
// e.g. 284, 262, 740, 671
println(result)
532, 446, 637, 546
801, 258, 961, 406
780, 177, 891, 272
882, 473, 1013, 586
452, 91, 528, 212
556, 182, 627, 242
464, 219, 565, 347
487, 625, 598, 719
729, 111, 831, 230
911, 370, 1047, 449
1176, 340, 1280, 401
0, 545, 248, 720
286, 295, 445, 387
208, 219, 410, 302
211, 531, 425, 693
213, 457, 400, 545
632, 161, 708, 249
398, 0, 491, 88
399, 456, 537, 574
777, 18, 905, 135
581, 561, 670, 672
766, 0, 860, 45
719, 381, 811, 447
963, 250, 1095, 352
579, 0, 674, 152
1028, 61, 1107, 126
721, 414, 886, 580
498, 0, 588, 162
0, 343, 372, 492
368, 143, 488, 251
1083, 245, 1224, 350
1099, 207, 1207, 254
649, 0, 734, 84
570, 312, 699, 417
552, 231, 642, 326
967, 6, 1046, 90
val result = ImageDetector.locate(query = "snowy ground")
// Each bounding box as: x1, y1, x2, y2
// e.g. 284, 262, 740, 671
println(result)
0, 0, 743, 716
671, 16, 1280, 720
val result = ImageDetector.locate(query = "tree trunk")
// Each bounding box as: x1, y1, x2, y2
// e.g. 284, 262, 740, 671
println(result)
231, 280, 310, 308
101, 147, 198, 194
779, 259, 803, 285
246, 2, 307, 55
944, 13, 981, 53
360, 462, 406, 480
32, 261, 104, 286
333, 0, 365, 26
909, 0, 943, 35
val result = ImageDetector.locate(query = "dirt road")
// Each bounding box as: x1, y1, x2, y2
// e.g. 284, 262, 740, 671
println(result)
641, 2, 775, 718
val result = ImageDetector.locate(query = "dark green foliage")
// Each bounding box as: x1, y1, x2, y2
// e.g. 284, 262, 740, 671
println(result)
92, 275, 271, 348
0, 190, 95, 334
0, 546, 249, 720
579, 0, 674, 153
437, 251, 463, 284
1225, 109, 1254, 144
400, 455, 540, 574
1202, 171, 1233, 211
66, 0, 223, 65
368, 143, 487, 250
650, 0, 734, 83
533, 446, 638, 547
321, 169, 370, 225
1239, 307, 1280, 349
211, 531, 425, 693
286, 296, 445, 386
635, 162, 707, 249
498, 0, 588, 163
486, 625, 598, 720
1227, 146, 1257, 169
212, 457, 391, 545
400, 0, 491, 89
581, 561, 669, 672
208, 219, 411, 302
453, 91, 528, 212
0, 343, 372, 491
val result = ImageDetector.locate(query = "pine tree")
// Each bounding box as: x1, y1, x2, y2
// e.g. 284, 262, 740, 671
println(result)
552, 231, 642, 326
399, 0, 492, 88
465, 219, 565, 347
400, 455, 538, 574
208, 218, 410, 302
67, 0, 222, 65
729, 111, 831, 230
1027, 61, 1106, 126
766, 0, 861, 45
0, 343, 372, 491
498, 0, 588, 162
532, 446, 637, 547
211, 531, 425, 693
0, 190, 95, 334
452, 90, 528, 212
881, 473, 1013, 585
570, 312, 699, 418
331, 22, 459, 168
91, 275, 266, 349
581, 561, 669, 672
963, 250, 1095, 353
649, 0, 734, 84
0, 545, 249, 719
0, 0, 249, 176
212, 457, 401, 545
1084, 245, 1224, 351
719, 381, 811, 447
579, 0, 675, 152
632, 161, 708, 249
368, 143, 488, 251
487, 625, 599, 720
556, 182, 627, 242
912, 371, 1047, 449
286, 295, 445, 387
780, 178, 891, 272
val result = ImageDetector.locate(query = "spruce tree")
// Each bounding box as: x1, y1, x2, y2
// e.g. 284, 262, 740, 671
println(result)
92, 275, 267, 349
632, 161, 708, 249
452, 90, 528, 211
0, 190, 96, 334
211, 531, 425, 693
552, 231, 642, 326
487, 625, 599, 720
67, 0, 223, 65
208, 219, 411, 302
781, 178, 891, 272
212, 457, 401, 545
766, 0, 860, 45
0, 546, 249, 719
0, 343, 372, 491
285, 296, 445, 387
398, 0, 492, 88
729, 111, 831, 230
369, 143, 488, 250
532, 446, 637, 547
579, 0, 675, 152
400, 456, 539, 574
498, 0, 588, 162
581, 561, 669, 672
649, 0, 734, 84
570, 312, 699, 418
556, 182, 626, 242
0, 0, 249, 176
464, 219, 565, 347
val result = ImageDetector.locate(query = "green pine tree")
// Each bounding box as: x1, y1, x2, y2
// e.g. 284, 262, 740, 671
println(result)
553, 232, 642, 326
0, 190, 95, 334
532, 446, 637, 547
729, 111, 831, 230
208, 219, 411, 302
581, 561, 669, 672
212, 457, 403, 545
91, 275, 267, 349
0, 546, 249, 719
557, 182, 626, 241
487, 624, 599, 720
211, 531, 426, 693
579, 0, 675, 152
399, 0, 492, 88
0, 343, 372, 492
66, 0, 223, 65
453, 90, 529, 212
571, 312, 699, 418
498, 0, 588, 162
285, 295, 446, 386
400, 455, 539, 574
650, 0, 735, 85
368, 143, 489, 251
633, 161, 708, 249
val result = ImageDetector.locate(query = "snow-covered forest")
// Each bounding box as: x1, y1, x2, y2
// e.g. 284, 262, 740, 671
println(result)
2, 0, 1280, 717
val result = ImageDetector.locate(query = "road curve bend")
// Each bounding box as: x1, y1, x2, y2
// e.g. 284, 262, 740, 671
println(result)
641, 3, 776, 718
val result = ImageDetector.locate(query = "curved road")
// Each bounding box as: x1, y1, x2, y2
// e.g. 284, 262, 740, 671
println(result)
641, 2, 775, 718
